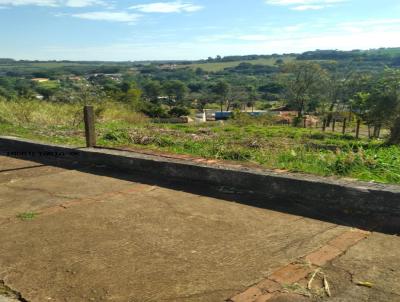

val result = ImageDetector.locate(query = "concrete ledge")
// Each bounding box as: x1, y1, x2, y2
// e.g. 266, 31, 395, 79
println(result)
1, 136, 400, 223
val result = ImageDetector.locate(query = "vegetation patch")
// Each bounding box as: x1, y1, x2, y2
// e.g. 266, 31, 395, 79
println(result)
16, 212, 39, 221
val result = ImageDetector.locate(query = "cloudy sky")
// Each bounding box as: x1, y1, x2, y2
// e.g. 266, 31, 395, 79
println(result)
1, 0, 400, 60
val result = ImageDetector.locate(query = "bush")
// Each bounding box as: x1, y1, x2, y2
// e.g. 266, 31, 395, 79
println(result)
168, 106, 190, 117
292, 116, 303, 127
141, 103, 168, 118
102, 129, 130, 142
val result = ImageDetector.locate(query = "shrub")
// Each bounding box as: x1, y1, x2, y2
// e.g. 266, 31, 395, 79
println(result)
141, 103, 168, 118
168, 106, 190, 117
102, 129, 130, 143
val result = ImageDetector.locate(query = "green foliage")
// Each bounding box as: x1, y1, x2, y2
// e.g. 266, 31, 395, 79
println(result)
17, 212, 38, 221
162, 80, 187, 102
102, 129, 130, 143
140, 102, 168, 118
142, 80, 162, 102
168, 106, 190, 117
282, 61, 327, 117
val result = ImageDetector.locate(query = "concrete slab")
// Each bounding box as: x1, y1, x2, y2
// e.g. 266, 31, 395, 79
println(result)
0, 156, 399, 302
0, 156, 136, 221
0, 155, 67, 187
325, 233, 400, 301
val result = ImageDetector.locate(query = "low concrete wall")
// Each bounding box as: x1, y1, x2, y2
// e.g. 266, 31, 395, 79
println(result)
1, 136, 399, 223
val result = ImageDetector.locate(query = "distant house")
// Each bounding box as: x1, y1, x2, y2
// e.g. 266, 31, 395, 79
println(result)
157, 96, 175, 103
68, 76, 82, 81
159, 64, 177, 70
104, 73, 123, 81
88, 73, 122, 81
31, 78, 49, 83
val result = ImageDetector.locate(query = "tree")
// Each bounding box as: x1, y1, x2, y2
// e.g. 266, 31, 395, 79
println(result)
143, 81, 162, 103
345, 72, 373, 122
369, 69, 400, 144
120, 81, 131, 93
15, 79, 35, 99
322, 62, 355, 125
350, 92, 370, 121
245, 85, 257, 112
118, 82, 142, 109
168, 106, 190, 117
282, 62, 326, 117
163, 80, 187, 105
125, 87, 142, 109
212, 81, 230, 112
350, 69, 400, 142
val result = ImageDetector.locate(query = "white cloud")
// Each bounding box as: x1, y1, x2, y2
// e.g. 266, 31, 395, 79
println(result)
0, 0, 105, 6
339, 18, 400, 27
266, 0, 344, 4
130, 1, 203, 13
0, 0, 58, 6
265, 0, 346, 10
291, 5, 324, 10
65, 0, 105, 7
72, 11, 141, 22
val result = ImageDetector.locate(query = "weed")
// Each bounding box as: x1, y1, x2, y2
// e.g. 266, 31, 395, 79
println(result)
16, 212, 38, 221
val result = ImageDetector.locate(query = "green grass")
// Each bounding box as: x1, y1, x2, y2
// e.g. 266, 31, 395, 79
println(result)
0, 100, 399, 184
182, 56, 296, 72
95, 121, 400, 184
16, 212, 39, 221
37, 80, 60, 89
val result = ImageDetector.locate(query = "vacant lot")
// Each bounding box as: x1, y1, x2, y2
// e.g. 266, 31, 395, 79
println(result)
1, 112, 399, 184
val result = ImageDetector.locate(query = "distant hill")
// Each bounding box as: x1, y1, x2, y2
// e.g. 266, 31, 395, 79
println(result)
179, 48, 400, 72
0, 47, 399, 76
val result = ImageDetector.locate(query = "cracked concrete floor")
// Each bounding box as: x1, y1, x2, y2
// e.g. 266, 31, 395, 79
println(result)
0, 155, 399, 302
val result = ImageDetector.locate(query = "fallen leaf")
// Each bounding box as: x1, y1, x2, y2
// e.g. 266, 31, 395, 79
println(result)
356, 281, 374, 288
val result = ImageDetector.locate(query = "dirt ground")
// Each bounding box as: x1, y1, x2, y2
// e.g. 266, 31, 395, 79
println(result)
0, 155, 399, 302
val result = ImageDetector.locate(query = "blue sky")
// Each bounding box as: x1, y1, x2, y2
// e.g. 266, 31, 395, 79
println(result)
1, 0, 400, 61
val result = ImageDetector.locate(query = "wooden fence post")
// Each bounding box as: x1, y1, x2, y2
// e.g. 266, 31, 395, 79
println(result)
303, 117, 307, 128
84, 105, 96, 148
356, 119, 361, 139
342, 118, 347, 135
332, 119, 336, 132
322, 119, 326, 132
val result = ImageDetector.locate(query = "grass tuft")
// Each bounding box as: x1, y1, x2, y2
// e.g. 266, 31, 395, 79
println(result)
16, 212, 39, 221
